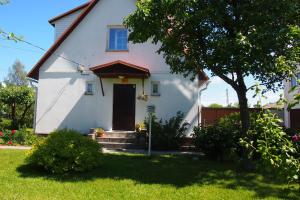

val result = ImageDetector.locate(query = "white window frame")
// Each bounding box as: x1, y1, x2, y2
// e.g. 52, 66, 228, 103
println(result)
85, 82, 94, 95
151, 81, 161, 96
107, 25, 128, 51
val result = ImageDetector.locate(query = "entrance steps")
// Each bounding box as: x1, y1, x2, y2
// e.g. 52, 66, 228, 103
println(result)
96, 131, 145, 150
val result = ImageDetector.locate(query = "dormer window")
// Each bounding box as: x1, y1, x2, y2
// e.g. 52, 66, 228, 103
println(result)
107, 27, 128, 51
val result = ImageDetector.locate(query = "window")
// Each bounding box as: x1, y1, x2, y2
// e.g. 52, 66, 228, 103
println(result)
85, 82, 94, 95
108, 27, 128, 51
291, 73, 300, 87
151, 81, 160, 96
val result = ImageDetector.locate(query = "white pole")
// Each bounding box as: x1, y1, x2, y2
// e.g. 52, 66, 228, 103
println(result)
148, 113, 152, 156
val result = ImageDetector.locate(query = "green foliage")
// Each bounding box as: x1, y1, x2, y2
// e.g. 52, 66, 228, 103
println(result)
241, 111, 300, 183
193, 113, 242, 161
0, 118, 12, 130
0, 128, 38, 146
125, 0, 299, 137
0, 85, 34, 128
145, 112, 188, 150
208, 103, 224, 108
27, 129, 102, 174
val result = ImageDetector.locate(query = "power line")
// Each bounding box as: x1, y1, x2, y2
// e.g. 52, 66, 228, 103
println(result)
0, 44, 43, 53
0, 30, 87, 68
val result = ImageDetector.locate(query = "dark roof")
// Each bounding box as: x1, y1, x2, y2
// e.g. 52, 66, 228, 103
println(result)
27, 0, 99, 80
90, 60, 151, 78
48, 2, 90, 26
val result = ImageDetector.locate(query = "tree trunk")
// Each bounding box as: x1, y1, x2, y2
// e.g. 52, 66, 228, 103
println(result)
236, 88, 250, 137
11, 102, 17, 129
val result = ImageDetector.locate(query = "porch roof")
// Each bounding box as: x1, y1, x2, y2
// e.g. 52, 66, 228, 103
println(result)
90, 60, 151, 78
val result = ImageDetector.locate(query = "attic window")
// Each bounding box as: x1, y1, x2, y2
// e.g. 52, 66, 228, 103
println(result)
107, 27, 128, 51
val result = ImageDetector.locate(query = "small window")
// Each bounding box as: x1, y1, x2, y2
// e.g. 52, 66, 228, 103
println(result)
108, 27, 128, 51
151, 81, 160, 96
85, 82, 94, 95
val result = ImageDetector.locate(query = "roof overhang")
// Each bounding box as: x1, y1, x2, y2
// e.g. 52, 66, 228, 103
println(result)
90, 60, 151, 78
48, 2, 91, 26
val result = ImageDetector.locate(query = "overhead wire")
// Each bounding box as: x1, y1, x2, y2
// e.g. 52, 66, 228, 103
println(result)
0, 30, 87, 68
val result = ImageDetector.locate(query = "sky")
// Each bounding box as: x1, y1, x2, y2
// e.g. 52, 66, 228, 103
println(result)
0, 0, 282, 107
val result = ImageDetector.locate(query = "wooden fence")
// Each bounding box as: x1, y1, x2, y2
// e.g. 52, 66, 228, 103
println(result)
201, 107, 283, 127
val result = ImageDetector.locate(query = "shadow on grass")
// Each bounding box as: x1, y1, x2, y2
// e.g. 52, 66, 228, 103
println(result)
17, 153, 299, 199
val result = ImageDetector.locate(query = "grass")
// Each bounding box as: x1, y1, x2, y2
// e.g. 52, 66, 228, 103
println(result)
0, 150, 299, 200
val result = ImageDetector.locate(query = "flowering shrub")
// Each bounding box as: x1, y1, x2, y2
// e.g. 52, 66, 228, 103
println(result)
241, 111, 300, 184
0, 129, 38, 146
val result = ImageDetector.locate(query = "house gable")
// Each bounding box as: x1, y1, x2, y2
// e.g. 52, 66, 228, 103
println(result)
27, 0, 99, 80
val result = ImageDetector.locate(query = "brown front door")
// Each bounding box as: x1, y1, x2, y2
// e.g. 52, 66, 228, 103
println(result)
113, 84, 136, 131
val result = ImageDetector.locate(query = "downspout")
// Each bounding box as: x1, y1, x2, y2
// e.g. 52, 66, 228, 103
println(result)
198, 81, 211, 127
28, 78, 38, 134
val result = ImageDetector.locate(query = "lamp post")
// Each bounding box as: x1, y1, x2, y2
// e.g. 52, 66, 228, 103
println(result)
147, 105, 155, 156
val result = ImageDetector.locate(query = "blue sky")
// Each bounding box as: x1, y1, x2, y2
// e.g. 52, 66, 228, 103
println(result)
0, 0, 281, 106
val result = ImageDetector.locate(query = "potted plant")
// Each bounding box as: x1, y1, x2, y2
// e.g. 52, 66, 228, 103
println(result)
95, 128, 105, 138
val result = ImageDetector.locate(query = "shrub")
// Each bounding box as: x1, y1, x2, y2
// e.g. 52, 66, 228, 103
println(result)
0, 128, 38, 146
193, 113, 243, 161
0, 118, 12, 130
145, 112, 189, 150
241, 111, 300, 184
27, 129, 102, 174
193, 112, 260, 161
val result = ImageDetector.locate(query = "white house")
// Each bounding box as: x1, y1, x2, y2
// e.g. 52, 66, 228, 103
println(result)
284, 65, 300, 130
28, 0, 209, 135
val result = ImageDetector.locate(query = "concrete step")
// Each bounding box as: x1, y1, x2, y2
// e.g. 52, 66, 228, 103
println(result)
104, 131, 136, 138
99, 142, 143, 150
97, 137, 137, 143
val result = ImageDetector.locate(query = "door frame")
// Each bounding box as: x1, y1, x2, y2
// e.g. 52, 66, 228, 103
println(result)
112, 84, 136, 131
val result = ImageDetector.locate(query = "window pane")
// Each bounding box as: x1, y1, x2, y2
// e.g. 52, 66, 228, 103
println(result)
109, 29, 116, 49
151, 82, 160, 95
109, 28, 128, 50
86, 83, 93, 93
153, 84, 158, 93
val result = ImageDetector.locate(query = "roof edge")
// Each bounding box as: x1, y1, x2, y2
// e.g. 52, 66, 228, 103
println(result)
90, 60, 150, 74
28, 0, 99, 80
48, 2, 90, 26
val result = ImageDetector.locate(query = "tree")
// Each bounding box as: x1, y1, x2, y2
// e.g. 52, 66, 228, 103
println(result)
124, 0, 299, 137
208, 103, 223, 108
4, 60, 28, 86
0, 0, 9, 5
0, 86, 34, 129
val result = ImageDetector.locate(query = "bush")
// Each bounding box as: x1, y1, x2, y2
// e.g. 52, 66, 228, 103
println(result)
193, 113, 242, 161
241, 111, 300, 184
27, 129, 102, 174
0, 128, 38, 146
145, 112, 189, 150
0, 118, 12, 130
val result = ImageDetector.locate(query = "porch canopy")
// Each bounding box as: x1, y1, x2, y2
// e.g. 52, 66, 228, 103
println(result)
90, 60, 150, 78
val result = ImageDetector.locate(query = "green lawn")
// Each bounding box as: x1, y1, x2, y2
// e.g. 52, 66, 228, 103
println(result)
0, 150, 298, 200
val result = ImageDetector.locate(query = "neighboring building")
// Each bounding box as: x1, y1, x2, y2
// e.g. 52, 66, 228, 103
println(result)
284, 66, 300, 129
27, 0, 209, 135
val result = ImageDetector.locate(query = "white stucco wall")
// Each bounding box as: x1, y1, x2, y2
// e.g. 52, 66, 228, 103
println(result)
52, 9, 83, 40
35, 0, 201, 134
